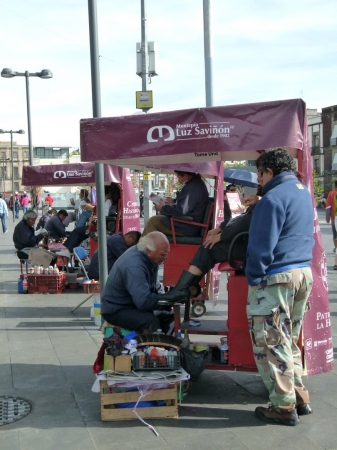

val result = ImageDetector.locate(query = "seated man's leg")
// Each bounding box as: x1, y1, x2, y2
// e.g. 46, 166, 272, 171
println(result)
102, 308, 161, 334
141, 215, 171, 236
141, 215, 184, 237
63, 226, 88, 253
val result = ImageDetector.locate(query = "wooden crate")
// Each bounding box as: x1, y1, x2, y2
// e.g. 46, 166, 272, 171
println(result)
100, 381, 178, 421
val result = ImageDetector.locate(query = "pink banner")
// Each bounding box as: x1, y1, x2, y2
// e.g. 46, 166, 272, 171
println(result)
301, 118, 333, 376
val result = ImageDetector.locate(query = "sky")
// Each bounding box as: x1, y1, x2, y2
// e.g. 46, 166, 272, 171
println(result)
0, 0, 336, 149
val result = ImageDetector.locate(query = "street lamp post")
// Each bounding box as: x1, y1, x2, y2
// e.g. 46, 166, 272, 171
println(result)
1, 68, 53, 166
0, 129, 25, 223
1, 157, 10, 194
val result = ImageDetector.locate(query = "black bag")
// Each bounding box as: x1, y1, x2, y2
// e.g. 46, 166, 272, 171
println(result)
180, 347, 207, 381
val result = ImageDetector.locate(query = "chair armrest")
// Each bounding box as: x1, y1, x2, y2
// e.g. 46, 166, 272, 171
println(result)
227, 231, 249, 270
171, 215, 193, 221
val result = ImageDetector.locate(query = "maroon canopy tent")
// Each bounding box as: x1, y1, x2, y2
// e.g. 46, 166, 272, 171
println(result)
79, 98, 333, 377
22, 163, 140, 233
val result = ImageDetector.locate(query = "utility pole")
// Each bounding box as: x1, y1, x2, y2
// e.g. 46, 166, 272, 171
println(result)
140, 0, 151, 224
87, 0, 108, 290
203, 0, 214, 107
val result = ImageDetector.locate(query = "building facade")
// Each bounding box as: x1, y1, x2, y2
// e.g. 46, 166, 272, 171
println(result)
0, 142, 72, 196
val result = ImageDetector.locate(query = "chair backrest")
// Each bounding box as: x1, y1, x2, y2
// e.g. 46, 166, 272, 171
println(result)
74, 246, 89, 261
200, 201, 215, 239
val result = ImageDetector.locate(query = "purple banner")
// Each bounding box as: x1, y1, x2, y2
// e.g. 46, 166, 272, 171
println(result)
80, 99, 306, 166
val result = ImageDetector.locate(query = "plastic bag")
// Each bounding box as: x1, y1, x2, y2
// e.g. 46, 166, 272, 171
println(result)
179, 347, 207, 381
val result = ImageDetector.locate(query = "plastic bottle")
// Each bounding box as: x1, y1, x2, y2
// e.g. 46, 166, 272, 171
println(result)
220, 336, 229, 364
22, 275, 28, 294
167, 348, 177, 368
135, 350, 145, 369
18, 276, 23, 294
53, 264, 59, 274
176, 329, 182, 338
36, 265, 40, 275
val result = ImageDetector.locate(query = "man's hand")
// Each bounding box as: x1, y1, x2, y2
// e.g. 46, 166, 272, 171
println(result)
203, 233, 221, 249
207, 227, 221, 237
164, 197, 175, 204
156, 201, 165, 212
242, 195, 261, 206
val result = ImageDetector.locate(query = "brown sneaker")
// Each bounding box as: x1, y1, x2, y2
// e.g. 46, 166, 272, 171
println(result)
255, 405, 299, 426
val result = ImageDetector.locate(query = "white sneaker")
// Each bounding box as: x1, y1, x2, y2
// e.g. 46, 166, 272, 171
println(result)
4, 230, 8, 234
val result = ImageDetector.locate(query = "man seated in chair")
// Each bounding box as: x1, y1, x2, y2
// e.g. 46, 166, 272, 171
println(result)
157, 188, 262, 304
45, 209, 68, 241
101, 232, 187, 334
141, 171, 209, 237
13, 210, 48, 260
88, 231, 141, 280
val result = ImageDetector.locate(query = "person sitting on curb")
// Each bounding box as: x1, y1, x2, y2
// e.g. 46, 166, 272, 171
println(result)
13, 210, 48, 259
88, 231, 141, 280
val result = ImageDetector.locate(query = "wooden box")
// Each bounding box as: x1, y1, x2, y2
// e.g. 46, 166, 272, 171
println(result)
100, 381, 178, 421
104, 354, 131, 372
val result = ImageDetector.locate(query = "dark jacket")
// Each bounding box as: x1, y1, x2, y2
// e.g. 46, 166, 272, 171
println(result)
160, 174, 209, 236
88, 232, 128, 279
101, 245, 159, 316
13, 219, 44, 251
45, 215, 67, 239
36, 213, 52, 230
246, 171, 314, 286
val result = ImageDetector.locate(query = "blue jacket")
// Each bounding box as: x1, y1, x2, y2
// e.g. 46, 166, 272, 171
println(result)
101, 245, 159, 315
88, 232, 128, 279
160, 174, 209, 236
246, 171, 314, 286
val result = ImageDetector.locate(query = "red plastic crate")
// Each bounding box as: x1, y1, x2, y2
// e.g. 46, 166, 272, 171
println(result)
27, 273, 66, 294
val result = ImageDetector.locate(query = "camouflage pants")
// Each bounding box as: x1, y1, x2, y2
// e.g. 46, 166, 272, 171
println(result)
247, 268, 313, 411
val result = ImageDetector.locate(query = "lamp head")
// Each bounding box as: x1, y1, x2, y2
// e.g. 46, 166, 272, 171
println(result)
18, 130, 25, 134
0, 129, 5, 134
38, 69, 53, 79
1, 68, 16, 78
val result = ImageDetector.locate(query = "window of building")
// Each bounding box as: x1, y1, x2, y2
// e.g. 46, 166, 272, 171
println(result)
13, 151, 18, 159
33, 147, 70, 159
14, 182, 20, 192
24, 152, 29, 159
1, 152, 6, 159
14, 167, 19, 180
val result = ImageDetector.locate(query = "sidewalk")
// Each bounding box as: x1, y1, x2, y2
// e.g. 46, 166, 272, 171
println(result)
0, 210, 336, 450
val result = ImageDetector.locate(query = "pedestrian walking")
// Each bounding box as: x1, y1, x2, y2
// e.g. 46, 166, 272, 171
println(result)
0, 193, 9, 233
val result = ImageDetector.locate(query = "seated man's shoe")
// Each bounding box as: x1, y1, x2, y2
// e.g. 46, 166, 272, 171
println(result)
297, 403, 312, 415
157, 270, 200, 304
255, 405, 299, 426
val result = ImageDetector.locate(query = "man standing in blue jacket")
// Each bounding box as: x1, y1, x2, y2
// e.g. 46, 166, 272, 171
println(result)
245, 148, 314, 426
